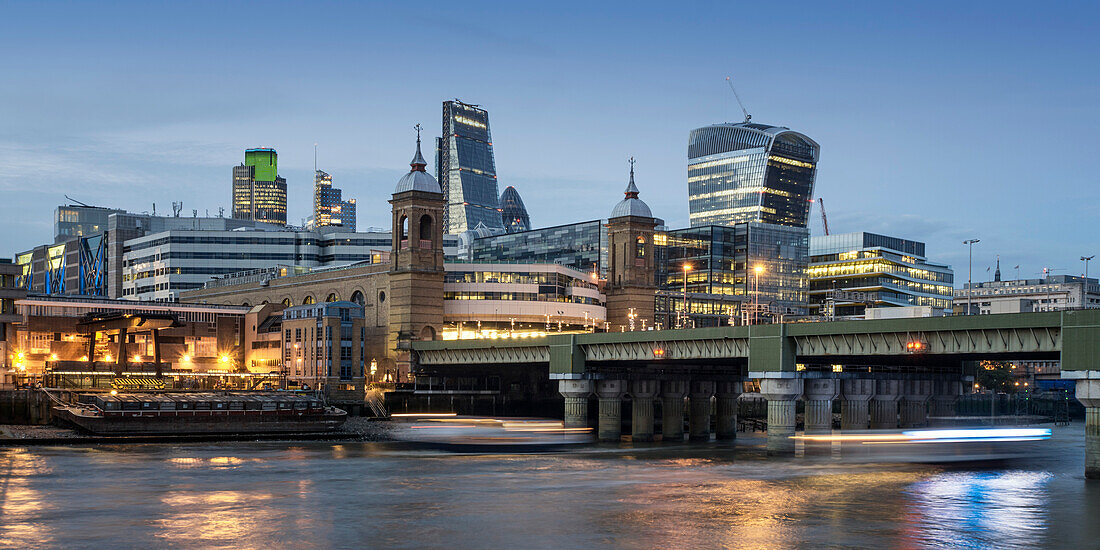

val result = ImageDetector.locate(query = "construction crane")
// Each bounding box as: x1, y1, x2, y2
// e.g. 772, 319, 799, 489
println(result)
818, 198, 830, 236
725, 76, 751, 123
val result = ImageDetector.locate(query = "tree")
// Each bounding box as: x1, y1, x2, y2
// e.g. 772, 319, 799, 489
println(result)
976, 360, 1017, 393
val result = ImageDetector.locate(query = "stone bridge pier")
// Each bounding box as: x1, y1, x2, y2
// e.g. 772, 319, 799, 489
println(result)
760, 378, 803, 455
899, 379, 933, 429
596, 379, 627, 442
689, 381, 715, 441
840, 378, 874, 431
870, 379, 901, 430
1075, 379, 1100, 479
630, 380, 659, 442
715, 381, 742, 440
661, 380, 688, 443
559, 380, 593, 429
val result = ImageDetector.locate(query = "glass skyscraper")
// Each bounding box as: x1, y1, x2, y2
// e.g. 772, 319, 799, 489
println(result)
311, 170, 356, 232
437, 100, 504, 234
498, 186, 531, 233
687, 123, 819, 228
232, 148, 287, 226
470, 220, 607, 277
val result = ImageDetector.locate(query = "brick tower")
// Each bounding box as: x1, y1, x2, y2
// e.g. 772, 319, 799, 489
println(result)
605, 158, 658, 332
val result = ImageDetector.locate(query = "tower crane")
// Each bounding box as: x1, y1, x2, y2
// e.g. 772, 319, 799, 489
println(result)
818, 198, 830, 236
725, 76, 751, 123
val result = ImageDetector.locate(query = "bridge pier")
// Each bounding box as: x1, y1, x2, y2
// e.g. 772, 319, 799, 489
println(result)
661, 380, 687, 442
760, 378, 803, 455
596, 379, 626, 442
689, 380, 715, 441
870, 379, 901, 429
804, 379, 839, 455
630, 380, 658, 442
899, 379, 933, 428
840, 378, 874, 431
930, 379, 962, 424
1075, 379, 1100, 479
715, 381, 742, 440
559, 380, 593, 429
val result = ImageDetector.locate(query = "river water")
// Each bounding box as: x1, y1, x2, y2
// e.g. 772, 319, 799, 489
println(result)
2, 423, 1099, 549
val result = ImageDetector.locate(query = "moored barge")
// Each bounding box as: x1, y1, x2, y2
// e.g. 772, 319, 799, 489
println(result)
54, 392, 347, 435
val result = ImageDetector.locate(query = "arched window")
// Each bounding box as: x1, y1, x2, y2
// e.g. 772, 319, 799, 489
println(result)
350, 290, 365, 306
399, 215, 409, 248
303, 295, 316, 305
281, 298, 292, 307
378, 291, 386, 303
636, 236, 646, 258
420, 325, 436, 341
241, 302, 251, 307
326, 293, 339, 303
419, 214, 433, 244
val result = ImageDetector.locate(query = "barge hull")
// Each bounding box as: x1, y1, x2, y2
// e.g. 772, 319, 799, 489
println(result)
56, 407, 347, 435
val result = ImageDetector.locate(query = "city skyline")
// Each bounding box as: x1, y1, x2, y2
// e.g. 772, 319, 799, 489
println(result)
1, 2, 1098, 284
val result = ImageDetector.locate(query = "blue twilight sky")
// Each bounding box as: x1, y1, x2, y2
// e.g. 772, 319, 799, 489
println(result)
1, 1, 1098, 283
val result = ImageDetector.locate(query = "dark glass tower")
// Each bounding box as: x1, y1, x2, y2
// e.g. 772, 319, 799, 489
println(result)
437, 100, 504, 234
687, 123, 819, 228
498, 186, 530, 233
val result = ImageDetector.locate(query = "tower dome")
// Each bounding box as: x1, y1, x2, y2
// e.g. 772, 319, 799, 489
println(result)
395, 125, 441, 194
610, 157, 652, 218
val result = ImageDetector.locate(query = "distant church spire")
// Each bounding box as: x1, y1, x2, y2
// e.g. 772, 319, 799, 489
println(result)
995, 255, 1001, 282
410, 123, 427, 172
625, 157, 639, 198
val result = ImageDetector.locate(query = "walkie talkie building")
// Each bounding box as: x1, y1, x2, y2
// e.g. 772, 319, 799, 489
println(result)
687, 123, 819, 228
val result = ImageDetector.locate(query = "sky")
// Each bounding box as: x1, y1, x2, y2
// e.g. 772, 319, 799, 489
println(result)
1, 1, 1098, 284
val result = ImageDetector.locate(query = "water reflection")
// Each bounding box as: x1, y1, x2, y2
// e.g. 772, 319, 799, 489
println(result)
155, 490, 280, 547
0, 448, 55, 548
903, 470, 1052, 547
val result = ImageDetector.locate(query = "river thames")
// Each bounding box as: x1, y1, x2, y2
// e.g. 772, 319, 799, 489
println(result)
2, 423, 1098, 549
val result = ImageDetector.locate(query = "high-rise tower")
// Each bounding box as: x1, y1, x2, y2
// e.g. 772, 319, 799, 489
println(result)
498, 186, 531, 233
232, 148, 288, 226
437, 100, 503, 234
311, 169, 357, 231
687, 123, 819, 228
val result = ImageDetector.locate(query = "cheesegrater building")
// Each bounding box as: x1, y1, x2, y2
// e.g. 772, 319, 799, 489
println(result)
233, 148, 288, 226
687, 123, 819, 228
436, 100, 504, 234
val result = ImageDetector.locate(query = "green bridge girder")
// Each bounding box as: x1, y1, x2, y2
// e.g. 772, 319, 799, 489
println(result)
412, 310, 1100, 378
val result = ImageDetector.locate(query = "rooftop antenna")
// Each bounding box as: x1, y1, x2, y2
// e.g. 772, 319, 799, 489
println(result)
172, 201, 183, 217
64, 195, 91, 207
725, 76, 752, 123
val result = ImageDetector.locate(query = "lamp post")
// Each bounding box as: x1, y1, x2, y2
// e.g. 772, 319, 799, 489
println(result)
753, 264, 765, 325
1082, 255, 1095, 280
682, 263, 692, 329
963, 239, 980, 315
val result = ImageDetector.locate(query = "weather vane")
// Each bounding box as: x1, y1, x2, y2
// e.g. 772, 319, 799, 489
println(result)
414, 123, 422, 142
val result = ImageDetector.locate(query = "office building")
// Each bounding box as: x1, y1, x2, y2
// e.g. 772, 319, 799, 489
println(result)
232, 148, 288, 226
957, 274, 1100, 315
470, 220, 608, 277
687, 122, 819, 228
0, 260, 25, 375
499, 186, 531, 233
808, 232, 954, 318
310, 169, 357, 232
655, 222, 810, 328
281, 301, 367, 400
437, 100, 504, 234
55, 204, 125, 243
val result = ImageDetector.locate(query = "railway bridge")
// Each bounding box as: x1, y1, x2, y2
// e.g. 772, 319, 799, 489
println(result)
413, 310, 1100, 476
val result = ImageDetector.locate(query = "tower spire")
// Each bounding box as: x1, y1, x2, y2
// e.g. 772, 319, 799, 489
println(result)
410, 123, 427, 172
625, 157, 639, 198
995, 255, 1001, 282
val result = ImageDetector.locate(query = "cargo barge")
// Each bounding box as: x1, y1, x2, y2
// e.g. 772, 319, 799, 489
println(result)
54, 392, 347, 435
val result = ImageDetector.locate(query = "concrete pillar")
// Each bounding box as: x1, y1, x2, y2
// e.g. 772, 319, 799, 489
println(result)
840, 378, 874, 431
899, 379, 933, 428
596, 379, 626, 442
558, 379, 593, 429
803, 379, 839, 455
1075, 379, 1100, 479
688, 380, 715, 441
661, 380, 688, 442
715, 380, 742, 440
930, 379, 963, 423
870, 379, 901, 429
630, 380, 659, 442
760, 378, 803, 455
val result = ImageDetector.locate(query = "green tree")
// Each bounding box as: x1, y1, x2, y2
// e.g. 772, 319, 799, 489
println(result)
976, 361, 1017, 393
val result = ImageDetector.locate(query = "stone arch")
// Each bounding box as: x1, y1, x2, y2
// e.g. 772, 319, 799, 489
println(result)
350, 290, 365, 306
419, 325, 436, 341
281, 298, 292, 307
399, 215, 409, 246
419, 214, 433, 242
302, 295, 316, 305
636, 235, 646, 258
325, 292, 339, 303
241, 302, 251, 307
261, 300, 269, 305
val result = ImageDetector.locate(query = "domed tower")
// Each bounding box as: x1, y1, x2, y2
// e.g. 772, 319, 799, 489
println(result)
388, 125, 445, 381
606, 158, 658, 331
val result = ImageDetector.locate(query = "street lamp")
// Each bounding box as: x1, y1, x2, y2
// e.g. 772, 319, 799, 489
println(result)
681, 263, 692, 328
1082, 255, 1095, 280
963, 239, 980, 315
753, 264, 765, 325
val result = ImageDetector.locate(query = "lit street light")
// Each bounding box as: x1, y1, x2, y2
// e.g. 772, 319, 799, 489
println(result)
681, 263, 692, 328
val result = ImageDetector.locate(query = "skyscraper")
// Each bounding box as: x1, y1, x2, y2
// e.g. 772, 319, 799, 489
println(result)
310, 169, 357, 231
436, 100, 503, 234
232, 148, 287, 226
687, 123, 819, 228
498, 186, 530, 233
